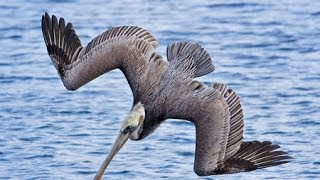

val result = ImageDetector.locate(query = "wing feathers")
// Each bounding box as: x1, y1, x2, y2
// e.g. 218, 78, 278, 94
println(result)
213, 83, 244, 160
42, 12, 82, 77
215, 141, 291, 174
166, 42, 214, 77
84, 26, 157, 54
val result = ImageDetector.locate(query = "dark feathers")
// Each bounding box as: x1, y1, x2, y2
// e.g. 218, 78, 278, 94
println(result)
215, 141, 292, 174
41, 12, 82, 76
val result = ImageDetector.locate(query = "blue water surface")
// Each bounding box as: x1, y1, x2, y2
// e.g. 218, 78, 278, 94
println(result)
0, 0, 319, 179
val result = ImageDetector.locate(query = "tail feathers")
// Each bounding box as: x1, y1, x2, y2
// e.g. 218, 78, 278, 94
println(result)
215, 141, 291, 174
41, 12, 82, 76
166, 42, 214, 77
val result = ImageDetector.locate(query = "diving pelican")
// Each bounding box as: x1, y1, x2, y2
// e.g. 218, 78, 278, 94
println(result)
41, 13, 291, 179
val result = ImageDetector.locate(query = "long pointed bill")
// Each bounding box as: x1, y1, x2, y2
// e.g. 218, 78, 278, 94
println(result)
94, 131, 130, 180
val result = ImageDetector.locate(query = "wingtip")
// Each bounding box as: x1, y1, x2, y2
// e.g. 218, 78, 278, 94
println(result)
44, 13, 60, 29
45, 12, 50, 21
41, 12, 82, 74
59, 17, 65, 27
41, 14, 45, 27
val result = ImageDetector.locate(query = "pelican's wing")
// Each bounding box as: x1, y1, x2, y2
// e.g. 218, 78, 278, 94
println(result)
162, 43, 290, 175
41, 13, 157, 97
166, 83, 291, 175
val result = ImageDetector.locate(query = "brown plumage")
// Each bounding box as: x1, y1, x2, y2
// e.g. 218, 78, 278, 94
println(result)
41, 13, 291, 178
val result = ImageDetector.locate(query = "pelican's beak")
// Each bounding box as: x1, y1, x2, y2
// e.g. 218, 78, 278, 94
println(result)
94, 102, 145, 180
94, 129, 131, 180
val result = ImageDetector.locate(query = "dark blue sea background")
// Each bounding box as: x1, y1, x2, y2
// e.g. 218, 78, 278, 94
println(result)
0, 0, 319, 179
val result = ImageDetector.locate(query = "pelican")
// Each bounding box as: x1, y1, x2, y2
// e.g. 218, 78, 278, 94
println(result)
41, 13, 291, 179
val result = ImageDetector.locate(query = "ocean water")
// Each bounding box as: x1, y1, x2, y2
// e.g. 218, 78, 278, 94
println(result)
0, 0, 319, 179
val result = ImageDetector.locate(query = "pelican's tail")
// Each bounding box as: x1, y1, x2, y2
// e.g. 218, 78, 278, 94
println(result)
166, 42, 215, 77
41, 12, 82, 77
215, 141, 291, 174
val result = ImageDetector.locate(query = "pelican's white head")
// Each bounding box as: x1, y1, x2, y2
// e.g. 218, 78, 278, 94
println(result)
94, 102, 145, 180
120, 102, 145, 140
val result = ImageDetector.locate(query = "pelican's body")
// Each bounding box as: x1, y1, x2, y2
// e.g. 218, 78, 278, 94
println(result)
41, 13, 291, 179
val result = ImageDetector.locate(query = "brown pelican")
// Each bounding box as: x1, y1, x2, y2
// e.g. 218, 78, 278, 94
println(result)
41, 13, 291, 179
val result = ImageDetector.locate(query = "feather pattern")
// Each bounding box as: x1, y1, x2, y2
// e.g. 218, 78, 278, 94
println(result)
166, 42, 214, 77
42, 13, 82, 76
84, 26, 157, 54
213, 83, 244, 160
215, 141, 292, 174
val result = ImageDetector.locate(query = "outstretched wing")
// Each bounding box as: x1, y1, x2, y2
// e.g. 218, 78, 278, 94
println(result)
166, 82, 291, 175
41, 13, 159, 98
165, 83, 231, 175
161, 42, 290, 175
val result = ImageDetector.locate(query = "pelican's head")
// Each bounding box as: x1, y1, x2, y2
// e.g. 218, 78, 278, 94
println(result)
120, 102, 145, 140
94, 102, 145, 180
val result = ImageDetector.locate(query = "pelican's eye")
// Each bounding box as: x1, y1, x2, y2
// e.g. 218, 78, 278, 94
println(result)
122, 125, 137, 134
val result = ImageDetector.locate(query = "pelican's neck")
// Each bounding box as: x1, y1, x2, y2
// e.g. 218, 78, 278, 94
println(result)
120, 50, 149, 99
